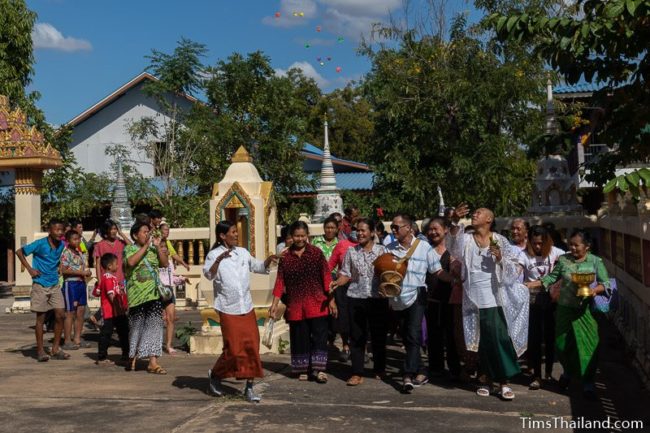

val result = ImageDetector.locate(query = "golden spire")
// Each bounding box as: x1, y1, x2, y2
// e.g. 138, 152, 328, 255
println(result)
231, 145, 253, 163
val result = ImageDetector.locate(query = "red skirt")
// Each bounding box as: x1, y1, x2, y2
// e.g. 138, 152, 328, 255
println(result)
213, 309, 264, 379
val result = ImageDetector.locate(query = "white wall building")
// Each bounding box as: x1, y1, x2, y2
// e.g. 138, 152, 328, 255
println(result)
67, 72, 195, 177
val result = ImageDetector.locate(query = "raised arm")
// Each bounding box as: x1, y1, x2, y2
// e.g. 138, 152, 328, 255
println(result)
126, 243, 150, 268
202, 248, 231, 280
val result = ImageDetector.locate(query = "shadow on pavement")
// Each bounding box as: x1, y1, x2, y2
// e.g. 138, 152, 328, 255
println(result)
171, 375, 240, 396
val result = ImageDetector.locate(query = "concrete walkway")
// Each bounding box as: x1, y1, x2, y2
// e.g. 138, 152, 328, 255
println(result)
0, 299, 647, 433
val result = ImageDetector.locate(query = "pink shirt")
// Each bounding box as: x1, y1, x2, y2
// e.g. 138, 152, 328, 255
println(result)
328, 239, 356, 276
93, 239, 127, 283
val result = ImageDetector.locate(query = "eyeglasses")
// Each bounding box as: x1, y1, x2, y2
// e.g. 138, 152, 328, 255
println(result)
390, 224, 408, 231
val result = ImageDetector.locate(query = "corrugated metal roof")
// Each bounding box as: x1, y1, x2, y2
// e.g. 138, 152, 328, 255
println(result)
335, 172, 375, 190
302, 143, 370, 170
555, 82, 606, 95
295, 172, 375, 193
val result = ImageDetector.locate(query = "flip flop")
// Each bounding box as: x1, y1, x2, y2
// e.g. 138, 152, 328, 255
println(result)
77, 341, 92, 349
500, 386, 515, 400
37, 353, 50, 362
147, 365, 167, 375
95, 359, 115, 366
298, 374, 308, 381
476, 385, 490, 397
315, 371, 328, 384
62, 343, 80, 350
49, 350, 71, 360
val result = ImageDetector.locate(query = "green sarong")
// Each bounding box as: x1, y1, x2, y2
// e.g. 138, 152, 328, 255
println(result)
478, 307, 521, 382
555, 304, 599, 383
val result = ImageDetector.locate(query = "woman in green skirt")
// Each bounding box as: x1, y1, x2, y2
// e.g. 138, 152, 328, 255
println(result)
525, 229, 610, 399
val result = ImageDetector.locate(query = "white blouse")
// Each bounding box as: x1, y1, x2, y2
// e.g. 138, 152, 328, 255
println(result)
202, 246, 268, 315
518, 246, 565, 282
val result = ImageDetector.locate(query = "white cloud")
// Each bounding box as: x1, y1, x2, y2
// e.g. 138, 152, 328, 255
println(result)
319, 0, 401, 17
32, 23, 92, 52
332, 73, 363, 88
263, 0, 401, 39
276, 61, 330, 88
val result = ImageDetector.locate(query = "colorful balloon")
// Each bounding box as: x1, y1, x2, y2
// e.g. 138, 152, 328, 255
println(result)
320, 62, 325, 66
337, 37, 344, 43
305, 43, 311, 48
299, 11, 304, 17
293, 11, 298, 16
274, 12, 281, 18
316, 57, 322, 61
316, 25, 322, 32
326, 56, 332, 61
336, 66, 342, 73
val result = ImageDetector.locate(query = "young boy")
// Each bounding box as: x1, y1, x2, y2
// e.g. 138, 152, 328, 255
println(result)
148, 209, 164, 231
60, 230, 92, 349
97, 253, 129, 365
16, 219, 68, 362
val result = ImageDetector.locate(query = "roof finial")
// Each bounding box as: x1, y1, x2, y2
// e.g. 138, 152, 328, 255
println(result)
545, 74, 558, 135
232, 146, 253, 163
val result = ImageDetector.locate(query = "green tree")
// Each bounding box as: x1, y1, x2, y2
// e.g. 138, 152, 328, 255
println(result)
200, 52, 320, 221
0, 0, 36, 114
305, 85, 375, 162
487, 0, 650, 195
0, 0, 83, 228
361, 13, 544, 217
122, 38, 211, 227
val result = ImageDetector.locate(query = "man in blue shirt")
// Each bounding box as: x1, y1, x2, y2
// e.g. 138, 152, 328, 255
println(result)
16, 219, 68, 362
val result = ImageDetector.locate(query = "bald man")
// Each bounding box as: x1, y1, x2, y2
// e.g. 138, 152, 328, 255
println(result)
447, 205, 529, 401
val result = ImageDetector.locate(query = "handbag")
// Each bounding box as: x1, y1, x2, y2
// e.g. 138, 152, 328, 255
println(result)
590, 278, 617, 314
142, 256, 173, 302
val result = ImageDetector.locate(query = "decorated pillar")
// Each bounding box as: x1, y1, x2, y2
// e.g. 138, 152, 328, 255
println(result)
0, 95, 62, 311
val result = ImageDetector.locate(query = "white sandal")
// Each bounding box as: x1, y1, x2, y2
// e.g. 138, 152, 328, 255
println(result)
500, 385, 515, 400
476, 385, 490, 397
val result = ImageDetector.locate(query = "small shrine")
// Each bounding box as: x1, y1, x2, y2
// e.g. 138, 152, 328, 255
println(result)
529, 80, 582, 215
209, 146, 277, 261
192, 146, 287, 354
0, 95, 63, 311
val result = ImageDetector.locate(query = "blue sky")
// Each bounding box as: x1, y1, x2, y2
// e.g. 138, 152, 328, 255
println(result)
27, 0, 477, 126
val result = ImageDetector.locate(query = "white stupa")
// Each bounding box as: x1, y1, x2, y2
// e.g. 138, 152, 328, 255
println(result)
110, 158, 134, 230
528, 79, 582, 215
313, 118, 343, 222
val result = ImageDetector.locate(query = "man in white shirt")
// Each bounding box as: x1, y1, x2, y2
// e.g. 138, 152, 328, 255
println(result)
386, 214, 444, 393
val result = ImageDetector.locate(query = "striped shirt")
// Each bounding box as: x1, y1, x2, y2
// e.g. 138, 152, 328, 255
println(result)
386, 237, 442, 310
